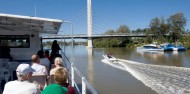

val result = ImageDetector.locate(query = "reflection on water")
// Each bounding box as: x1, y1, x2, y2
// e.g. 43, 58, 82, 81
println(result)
87, 48, 94, 85
135, 51, 187, 67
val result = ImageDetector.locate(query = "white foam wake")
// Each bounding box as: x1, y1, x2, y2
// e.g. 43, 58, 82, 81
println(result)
102, 59, 190, 94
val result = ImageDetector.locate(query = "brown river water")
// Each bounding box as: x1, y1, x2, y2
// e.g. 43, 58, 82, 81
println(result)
59, 45, 190, 94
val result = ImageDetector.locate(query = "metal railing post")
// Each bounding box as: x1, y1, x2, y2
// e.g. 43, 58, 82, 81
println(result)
82, 77, 86, 94
71, 63, 74, 87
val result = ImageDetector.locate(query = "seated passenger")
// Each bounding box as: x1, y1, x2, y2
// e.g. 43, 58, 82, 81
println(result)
44, 50, 51, 61
42, 68, 68, 94
37, 50, 50, 72
3, 64, 40, 94
50, 51, 62, 65
50, 57, 64, 75
31, 55, 48, 75
59, 68, 76, 94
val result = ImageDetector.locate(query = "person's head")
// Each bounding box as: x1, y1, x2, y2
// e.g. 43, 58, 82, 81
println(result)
54, 57, 63, 67
54, 68, 68, 85
37, 50, 44, 58
45, 50, 49, 55
16, 64, 35, 81
53, 40, 57, 44
31, 54, 40, 64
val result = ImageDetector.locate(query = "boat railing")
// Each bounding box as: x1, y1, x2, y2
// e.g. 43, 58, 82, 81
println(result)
59, 49, 98, 94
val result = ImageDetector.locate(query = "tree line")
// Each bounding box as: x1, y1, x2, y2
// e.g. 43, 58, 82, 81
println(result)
93, 12, 190, 48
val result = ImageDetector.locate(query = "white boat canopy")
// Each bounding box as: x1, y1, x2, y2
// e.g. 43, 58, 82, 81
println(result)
0, 13, 63, 34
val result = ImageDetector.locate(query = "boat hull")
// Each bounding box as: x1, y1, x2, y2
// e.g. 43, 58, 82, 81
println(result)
103, 55, 117, 62
136, 47, 164, 52
161, 44, 186, 51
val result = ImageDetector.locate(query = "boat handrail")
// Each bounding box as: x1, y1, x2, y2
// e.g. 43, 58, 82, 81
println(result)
48, 49, 98, 94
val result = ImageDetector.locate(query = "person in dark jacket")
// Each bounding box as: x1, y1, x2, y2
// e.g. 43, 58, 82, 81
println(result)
51, 40, 60, 57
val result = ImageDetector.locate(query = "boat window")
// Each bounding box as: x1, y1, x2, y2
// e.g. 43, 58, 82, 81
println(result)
0, 35, 30, 48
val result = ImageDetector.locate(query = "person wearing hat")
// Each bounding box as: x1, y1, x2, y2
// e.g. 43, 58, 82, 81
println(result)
3, 64, 41, 94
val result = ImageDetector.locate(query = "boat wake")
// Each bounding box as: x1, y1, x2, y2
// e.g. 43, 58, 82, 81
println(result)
102, 59, 190, 94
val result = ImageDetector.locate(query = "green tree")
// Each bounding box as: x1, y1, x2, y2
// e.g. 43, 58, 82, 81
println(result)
160, 17, 169, 34
116, 25, 130, 33
116, 25, 131, 47
149, 17, 160, 36
93, 25, 132, 47
135, 28, 145, 34
105, 29, 115, 35
167, 12, 186, 42
149, 17, 170, 43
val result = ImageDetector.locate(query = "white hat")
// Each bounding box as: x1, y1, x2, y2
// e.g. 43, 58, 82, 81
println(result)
16, 64, 35, 75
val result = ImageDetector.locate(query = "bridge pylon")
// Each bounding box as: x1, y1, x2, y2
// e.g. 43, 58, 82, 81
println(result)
87, 37, 93, 48
87, 0, 93, 48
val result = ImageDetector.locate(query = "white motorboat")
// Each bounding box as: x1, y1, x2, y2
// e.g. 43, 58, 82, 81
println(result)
136, 44, 164, 52
103, 54, 117, 62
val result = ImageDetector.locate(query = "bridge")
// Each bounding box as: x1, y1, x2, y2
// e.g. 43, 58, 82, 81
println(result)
42, 33, 156, 39
42, 33, 188, 39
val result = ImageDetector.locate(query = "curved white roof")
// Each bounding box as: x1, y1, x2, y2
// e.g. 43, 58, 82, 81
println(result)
0, 13, 63, 34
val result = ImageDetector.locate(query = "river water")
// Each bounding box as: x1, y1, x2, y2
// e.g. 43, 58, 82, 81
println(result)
58, 45, 190, 94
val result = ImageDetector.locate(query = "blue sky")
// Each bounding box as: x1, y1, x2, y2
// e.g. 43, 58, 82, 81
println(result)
0, 0, 189, 35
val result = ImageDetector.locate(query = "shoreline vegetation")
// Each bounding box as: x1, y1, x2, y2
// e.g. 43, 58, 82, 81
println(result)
43, 12, 190, 49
